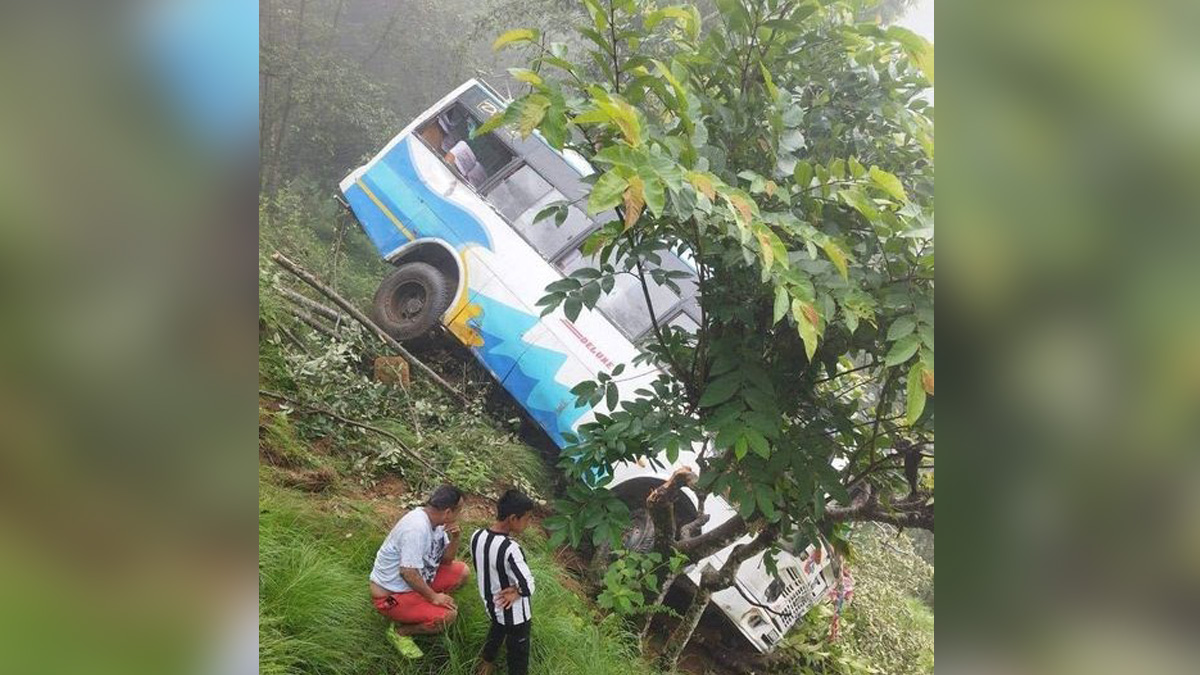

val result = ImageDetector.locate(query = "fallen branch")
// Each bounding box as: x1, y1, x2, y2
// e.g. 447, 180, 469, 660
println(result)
277, 285, 345, 324
259, 389, 447, 481
286, 306, 342, 341
271, 252, 469, 404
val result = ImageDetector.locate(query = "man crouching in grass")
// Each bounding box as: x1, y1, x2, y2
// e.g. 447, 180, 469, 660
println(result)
369, 484, 470, 659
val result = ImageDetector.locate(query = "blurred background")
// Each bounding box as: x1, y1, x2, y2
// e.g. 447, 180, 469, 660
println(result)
942, 0, 1200, 673
0, 0, 257, 673
0, 0, 1196, 673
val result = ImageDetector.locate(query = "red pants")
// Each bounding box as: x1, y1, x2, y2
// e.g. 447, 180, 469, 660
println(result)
372, 561, 469, 627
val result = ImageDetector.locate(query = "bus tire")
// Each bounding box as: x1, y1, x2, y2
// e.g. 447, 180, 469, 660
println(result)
371, 262, 452, 342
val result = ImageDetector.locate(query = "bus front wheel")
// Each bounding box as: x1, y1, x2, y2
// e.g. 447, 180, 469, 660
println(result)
371, 262, 452, 342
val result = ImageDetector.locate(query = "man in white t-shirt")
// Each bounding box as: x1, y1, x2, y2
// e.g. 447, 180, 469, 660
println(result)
369, 484, 468, 658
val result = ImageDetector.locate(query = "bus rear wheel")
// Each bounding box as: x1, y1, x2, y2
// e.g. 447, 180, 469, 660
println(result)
371, 262, 452, 342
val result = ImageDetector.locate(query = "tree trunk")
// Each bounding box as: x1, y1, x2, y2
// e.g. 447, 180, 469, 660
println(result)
658, 524, 778, 670
659, 583, 711, 668
266, 0, 308, 195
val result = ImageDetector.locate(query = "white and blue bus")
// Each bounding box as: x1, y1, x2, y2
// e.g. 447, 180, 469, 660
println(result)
339, 79, 834, 652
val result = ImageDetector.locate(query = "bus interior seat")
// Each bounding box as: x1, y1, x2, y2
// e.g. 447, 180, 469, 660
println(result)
445, 141, 488, 188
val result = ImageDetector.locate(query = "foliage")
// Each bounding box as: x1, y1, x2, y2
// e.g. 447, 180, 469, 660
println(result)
785, 602, 880, 675
543, 482, 630, 548
837, 525, 934, 675
260, 179, 389, 308
597, 549, 688, 617
258, 253, 550, 498
782, 525, 933, 675
489, 0, 934, 563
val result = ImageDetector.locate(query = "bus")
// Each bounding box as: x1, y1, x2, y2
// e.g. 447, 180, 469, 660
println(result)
338, 79, 834, 652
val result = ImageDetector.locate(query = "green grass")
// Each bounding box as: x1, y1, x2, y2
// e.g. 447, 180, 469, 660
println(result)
260, 477, 657, 675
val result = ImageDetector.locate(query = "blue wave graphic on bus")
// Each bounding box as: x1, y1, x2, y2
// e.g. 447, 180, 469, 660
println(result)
470, 294, 590, 447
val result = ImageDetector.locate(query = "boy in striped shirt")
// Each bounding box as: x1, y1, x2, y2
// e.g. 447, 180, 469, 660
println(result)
469, 489, 536, 675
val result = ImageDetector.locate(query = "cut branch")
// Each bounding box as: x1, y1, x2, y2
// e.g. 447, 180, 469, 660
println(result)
271, 252, 469, 405
277, 285, 345, 323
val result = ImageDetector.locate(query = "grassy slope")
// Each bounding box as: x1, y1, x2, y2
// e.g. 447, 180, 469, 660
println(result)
259, 471, 653, 675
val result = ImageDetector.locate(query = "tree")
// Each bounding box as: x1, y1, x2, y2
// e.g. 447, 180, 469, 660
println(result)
486, 0, 934, 665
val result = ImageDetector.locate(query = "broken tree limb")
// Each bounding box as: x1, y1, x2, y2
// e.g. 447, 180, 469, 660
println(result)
270, 252, 469, 405
277, 285, 345, 324
286, 306, 342, 341
259, 389, 447, 481
660, 525, 779, 669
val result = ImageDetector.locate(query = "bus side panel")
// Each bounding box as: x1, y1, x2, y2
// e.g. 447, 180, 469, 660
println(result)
468, 293, 589, 446
342, 179, 411, 258
341, 136, 496, 258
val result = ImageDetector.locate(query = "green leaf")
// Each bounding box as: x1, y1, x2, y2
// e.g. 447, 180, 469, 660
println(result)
821, 241, 849, 281
755, 484, 777, 521
564, 297, 583, 322
571, 108, 610, 125
885, 334, 921, 366
907, 362, 927, 424
516, 94, 550, 137
780, 129, 806, 153
606, 382, 619, 411
472, 106, 514, 137
793, 160, 813, 189
734, 435, 749, 461
643, 176, 666, 217
698, 373, 740, 408
869, 166, 908, 202
848, 156, 866, 179
793, 299, 819, 361
887, 316, 917, 341
737, 485, 757, 517
533, 204, 563, 225
839, 188, 879, 221
772, 286, 789, 325
919, 324, 935, 350
782, 105, 804, 128
493, 29, 538, 51
746, 429, 770, 459
508, 67, 543, 86
587, 171, 629, 214
645, 6, 699, 40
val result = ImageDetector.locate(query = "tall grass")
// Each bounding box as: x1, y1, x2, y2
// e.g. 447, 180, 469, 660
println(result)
260, 479, 658, 675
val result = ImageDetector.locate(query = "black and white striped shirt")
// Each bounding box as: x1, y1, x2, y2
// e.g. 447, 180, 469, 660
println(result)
470, 528, 535, 625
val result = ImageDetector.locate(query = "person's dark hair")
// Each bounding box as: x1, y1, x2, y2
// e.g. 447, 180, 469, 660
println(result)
496, 489, 535, 520
426, 484, 463, 510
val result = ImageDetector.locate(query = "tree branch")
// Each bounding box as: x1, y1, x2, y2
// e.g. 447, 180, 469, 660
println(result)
259, 389, 448, 481
677, 514, 747, 560
824, 485, 934, 532
270, 252, 469, 404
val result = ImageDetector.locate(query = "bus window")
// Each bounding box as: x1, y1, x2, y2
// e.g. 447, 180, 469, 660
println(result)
417, 104, 514, 189
558, 248, 686, 340
668, 310, 700, 335
487, 165, 595, 260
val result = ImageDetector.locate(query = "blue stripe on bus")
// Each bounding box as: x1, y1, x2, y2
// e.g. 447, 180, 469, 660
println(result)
378, 138, 493, 250
343, 183, 409, 256
470, 294, 590, 448
344, 137, 494, 258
